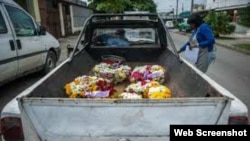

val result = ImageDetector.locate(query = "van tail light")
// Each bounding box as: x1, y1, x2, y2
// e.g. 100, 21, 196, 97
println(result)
0, 117, 24, 141
228, 116, 249, 125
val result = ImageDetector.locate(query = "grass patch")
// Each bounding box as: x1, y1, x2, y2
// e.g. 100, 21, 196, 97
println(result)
217, 36, 235, 40
234, 44, 250, 51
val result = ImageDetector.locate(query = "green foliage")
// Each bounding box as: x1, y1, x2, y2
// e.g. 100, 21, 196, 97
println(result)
88, 0, 157, 13
204, 11, 235, 37
132, 0, 157, 13
234, 43, 250, 51
97, 0, 132, 13
239, 6, 250, 27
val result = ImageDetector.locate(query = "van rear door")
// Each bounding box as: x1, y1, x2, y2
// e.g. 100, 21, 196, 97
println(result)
0, 4, 18, 84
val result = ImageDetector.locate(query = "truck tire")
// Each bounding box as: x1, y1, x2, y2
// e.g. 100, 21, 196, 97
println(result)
41, 51, 57, 75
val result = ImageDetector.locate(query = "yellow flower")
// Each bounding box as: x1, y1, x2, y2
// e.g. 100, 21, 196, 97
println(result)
89, 76, 95, 82
74, 80, 80, 85
92, 85, 98, 91
150, 81, 160, 87
163, 87, 171, 98
80, 91, 85, 97
118, 72, 126, 79
64, 84, 72, 95
143, 89, 149, 98
148, 85, 171, 99
149, 90, 165, 99
93, 66, 99, 72
88, 86, 93, 91
117, 68, 123, 72
70, 93, 78, 98
130, 77, 136, 83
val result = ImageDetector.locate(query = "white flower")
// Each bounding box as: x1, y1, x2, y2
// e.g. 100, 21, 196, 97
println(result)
93, 63, 131, 83
121, 92, 142, 99
70, 83, 83, 93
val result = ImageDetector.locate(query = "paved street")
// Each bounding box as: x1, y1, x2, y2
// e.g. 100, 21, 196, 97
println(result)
169, 30, 250, 118
0, 31, 250, 124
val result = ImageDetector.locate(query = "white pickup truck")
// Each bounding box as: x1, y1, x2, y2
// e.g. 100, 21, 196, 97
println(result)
1, 13, 249, 141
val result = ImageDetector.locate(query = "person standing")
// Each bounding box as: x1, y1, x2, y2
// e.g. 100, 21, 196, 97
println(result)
178, 14, 216, 73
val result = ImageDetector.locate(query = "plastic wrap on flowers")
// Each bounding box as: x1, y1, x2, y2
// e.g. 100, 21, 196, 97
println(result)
119, 92, 142, 99
129, 65, 165, 84
93, 61, 131, 84
123, 80, 171, 99
64, 75, 116, 99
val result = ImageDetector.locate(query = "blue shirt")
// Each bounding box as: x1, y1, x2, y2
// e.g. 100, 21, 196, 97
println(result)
107, 38, 130, 46
99, 34, 130, 47
180, 23, 215, 52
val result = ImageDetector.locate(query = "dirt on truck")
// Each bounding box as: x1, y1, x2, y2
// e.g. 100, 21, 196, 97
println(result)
1, 13, 248, 141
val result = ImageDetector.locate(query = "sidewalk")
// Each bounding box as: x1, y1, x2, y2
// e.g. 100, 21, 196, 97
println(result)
57, 35, 79, 64
215, 36, 250, 55
171, 29, 250, 55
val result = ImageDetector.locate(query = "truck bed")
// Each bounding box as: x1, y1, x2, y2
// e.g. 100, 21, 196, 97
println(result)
88, 61, 184, 97
27, 48, 221, 98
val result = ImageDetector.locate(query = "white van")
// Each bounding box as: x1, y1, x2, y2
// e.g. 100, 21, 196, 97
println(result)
165, 20, 174, 29
0, 0, 60, 86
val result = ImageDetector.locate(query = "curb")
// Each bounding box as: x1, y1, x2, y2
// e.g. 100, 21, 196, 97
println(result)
215, 42, 250, 55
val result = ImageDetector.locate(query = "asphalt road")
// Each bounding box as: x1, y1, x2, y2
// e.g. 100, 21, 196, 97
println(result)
0, 30, 250, 125
169, 30, 250, 118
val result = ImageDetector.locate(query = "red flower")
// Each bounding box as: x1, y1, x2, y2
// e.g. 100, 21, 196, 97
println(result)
96, 80, 104, 87
146, 65, 151, 70
105, 61, 114, 64
131, 72, 143, 79
141, 80, 147, 86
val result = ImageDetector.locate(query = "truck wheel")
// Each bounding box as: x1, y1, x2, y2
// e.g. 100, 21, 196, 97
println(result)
41, 51, 57, 74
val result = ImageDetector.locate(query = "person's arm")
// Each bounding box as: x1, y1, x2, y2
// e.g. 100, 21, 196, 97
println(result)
198, 25, 215, 48
178, 42, 189, 53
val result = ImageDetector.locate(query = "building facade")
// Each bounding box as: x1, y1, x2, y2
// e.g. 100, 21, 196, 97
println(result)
206, 0, 250, 10
193, 4, 205, 12
205, 0, 250, 34
14, 0, 93, 38
205, 0, 250, 22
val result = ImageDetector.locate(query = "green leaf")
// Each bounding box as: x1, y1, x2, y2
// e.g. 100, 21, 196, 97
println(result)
204, 11, 235, 36
88, 0, 156, 13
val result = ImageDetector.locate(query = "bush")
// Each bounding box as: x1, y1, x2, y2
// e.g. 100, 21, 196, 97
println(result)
204, 11, 235, 37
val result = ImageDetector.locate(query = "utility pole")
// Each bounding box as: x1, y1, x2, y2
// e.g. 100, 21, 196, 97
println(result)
176, 0, 179, 21
182, 3, 184, 13
172, 8, 175, 21
191, 0, 194, 13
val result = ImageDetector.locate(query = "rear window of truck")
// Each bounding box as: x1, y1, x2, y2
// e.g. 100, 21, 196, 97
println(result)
91, 28, 159, 48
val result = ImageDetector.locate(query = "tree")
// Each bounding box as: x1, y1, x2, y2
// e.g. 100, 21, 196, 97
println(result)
132, 0, 157, 13
88, 0, 157, 13
239, 6, 250, 27
204, 11, 235, 37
